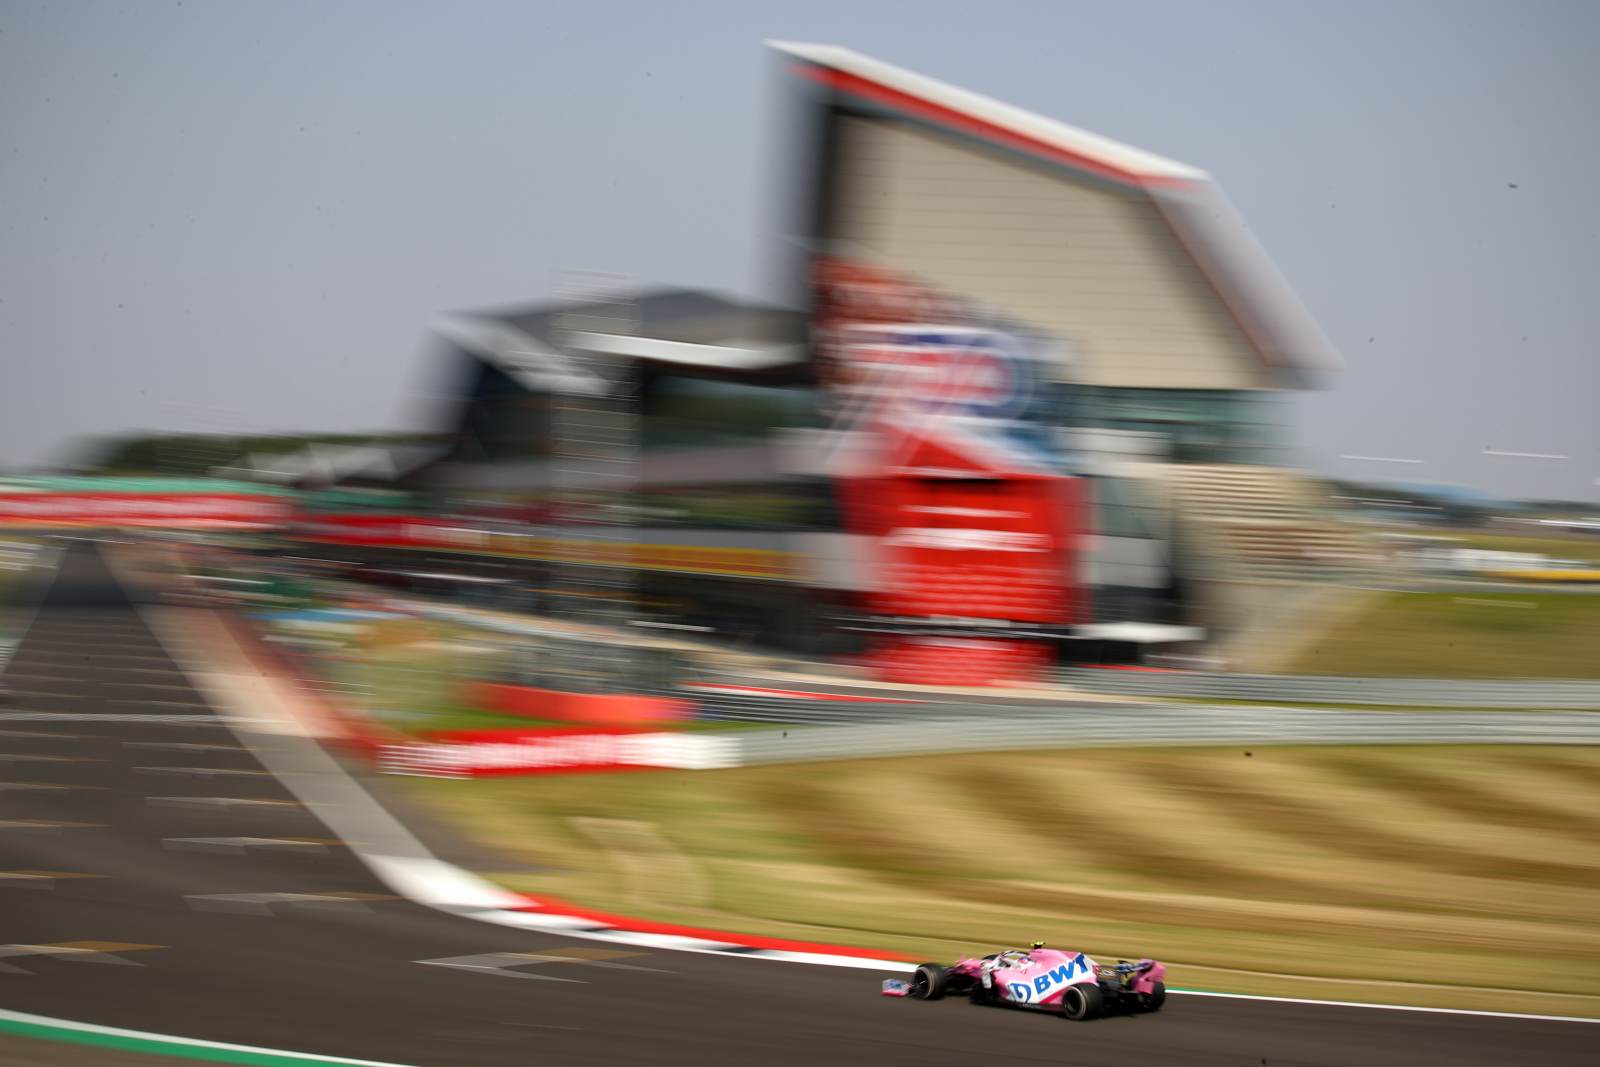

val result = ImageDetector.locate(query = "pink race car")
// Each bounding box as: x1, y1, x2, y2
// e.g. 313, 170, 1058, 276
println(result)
885, 943, 1166, 1021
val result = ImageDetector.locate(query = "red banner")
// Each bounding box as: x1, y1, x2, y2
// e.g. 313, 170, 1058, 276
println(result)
293, 513, 461, 548
861, 635, 1052, 687
813, 256, 1082, 684
840, 474, 1079, 623
814, 255, 1080, 626
376, 726, 738, 778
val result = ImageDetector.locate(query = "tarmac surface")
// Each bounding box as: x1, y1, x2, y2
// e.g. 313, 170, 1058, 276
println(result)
1, 543, 1595, 1065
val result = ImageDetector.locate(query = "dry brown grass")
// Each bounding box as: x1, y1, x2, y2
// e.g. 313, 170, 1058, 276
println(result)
398, 745, 1600, 1016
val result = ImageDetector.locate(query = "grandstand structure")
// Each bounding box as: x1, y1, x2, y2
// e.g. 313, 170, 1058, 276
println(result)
776, 43, 1362, 659
281, 44, 1361, 681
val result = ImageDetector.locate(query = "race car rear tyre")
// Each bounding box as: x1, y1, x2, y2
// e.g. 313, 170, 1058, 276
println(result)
911, 963, 947, 1001
1139, 981, 1166, 1013
1059, 983, 1104, 1021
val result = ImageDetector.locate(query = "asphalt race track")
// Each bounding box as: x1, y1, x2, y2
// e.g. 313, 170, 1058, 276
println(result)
1, 544, 1595, 1065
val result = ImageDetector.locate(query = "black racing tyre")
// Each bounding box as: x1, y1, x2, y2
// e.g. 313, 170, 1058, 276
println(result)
1059, 983, 1104, 1021
1139, 980, 1166, 1013
911, 963, 948, 1001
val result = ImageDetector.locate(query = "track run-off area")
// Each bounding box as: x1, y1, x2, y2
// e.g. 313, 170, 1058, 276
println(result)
0, 544, 1595, 1066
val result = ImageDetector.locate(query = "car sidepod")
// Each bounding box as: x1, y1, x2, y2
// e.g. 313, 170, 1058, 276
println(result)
990, 951, 1099, 1012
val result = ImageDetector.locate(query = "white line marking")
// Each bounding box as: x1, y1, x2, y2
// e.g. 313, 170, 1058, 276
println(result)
1482, 449, 1568, 460
0, 1006, 424, 1065
1340, 454, 1424, 464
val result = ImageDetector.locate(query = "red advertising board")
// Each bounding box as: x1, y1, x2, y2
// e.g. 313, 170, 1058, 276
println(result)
814, 256, 1080, 623
839, 471, 1078, 623
293, 513, 460, 548
812, 256, 1081, 683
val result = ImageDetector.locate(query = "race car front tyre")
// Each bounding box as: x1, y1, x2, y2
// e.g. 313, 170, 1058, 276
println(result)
1059, 983, 1104, 1021
1139, 981, 1166, 1013
911, 963, 948, 1001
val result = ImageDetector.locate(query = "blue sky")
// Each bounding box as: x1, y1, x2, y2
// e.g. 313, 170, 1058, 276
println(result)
2, 0, 1595, 500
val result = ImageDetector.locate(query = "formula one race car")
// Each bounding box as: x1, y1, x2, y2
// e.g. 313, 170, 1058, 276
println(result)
883, 943, 1166, 1021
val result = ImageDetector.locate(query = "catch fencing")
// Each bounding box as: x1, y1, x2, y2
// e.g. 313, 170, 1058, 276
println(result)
1055, 669, 1600, 709
728, 706, 1600, 766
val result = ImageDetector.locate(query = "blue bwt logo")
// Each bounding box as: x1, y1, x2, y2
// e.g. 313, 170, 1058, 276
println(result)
1008, 955, 1089, 1004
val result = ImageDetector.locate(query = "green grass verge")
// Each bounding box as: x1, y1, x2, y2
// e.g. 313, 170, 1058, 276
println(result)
0, 1008, 407, 1066
1286, 590, 1600, 678
395, 744, 1600, 1018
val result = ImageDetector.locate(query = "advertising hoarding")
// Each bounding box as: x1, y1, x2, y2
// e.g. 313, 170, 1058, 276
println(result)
813, 255, 1079, 627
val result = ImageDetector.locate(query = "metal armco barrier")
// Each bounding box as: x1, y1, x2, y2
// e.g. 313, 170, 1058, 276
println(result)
727, 707, 1600, 766
1056, 669, 1600, 709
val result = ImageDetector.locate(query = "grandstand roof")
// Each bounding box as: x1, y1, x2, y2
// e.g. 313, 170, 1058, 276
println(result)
433, 288, 809, 394
772, 42, 1340, 385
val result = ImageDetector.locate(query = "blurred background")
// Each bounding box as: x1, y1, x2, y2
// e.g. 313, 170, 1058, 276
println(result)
3, 0, 1599, 1033
3, 1, 1597, 683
